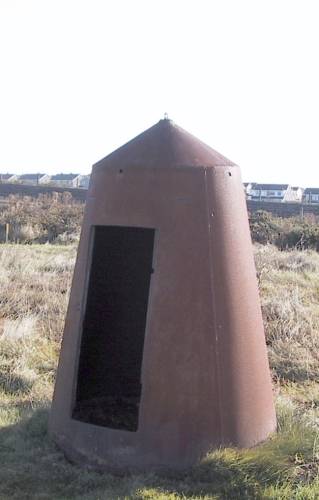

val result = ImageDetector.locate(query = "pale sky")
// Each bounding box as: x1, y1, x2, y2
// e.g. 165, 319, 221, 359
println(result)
0, 0, 318, 187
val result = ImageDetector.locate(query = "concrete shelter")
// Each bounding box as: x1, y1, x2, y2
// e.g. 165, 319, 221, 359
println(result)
49, 118, 276, 471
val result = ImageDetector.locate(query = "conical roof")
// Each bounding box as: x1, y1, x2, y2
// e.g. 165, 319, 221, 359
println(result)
94, 119, 236, 170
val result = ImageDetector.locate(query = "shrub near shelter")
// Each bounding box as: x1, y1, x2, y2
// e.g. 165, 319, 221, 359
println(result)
249, 210, 319, 251
0, 194, 84, 243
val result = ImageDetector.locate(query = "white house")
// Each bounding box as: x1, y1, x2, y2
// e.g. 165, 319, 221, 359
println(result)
49, 173, 86, 188
18, 173, 50, 185
290, 186, 304, 202
249, 183, 302, 203
243, 182, 253, 199
78, 175, 90, 189
0, 173, 18, 183
303, 188, 319, 204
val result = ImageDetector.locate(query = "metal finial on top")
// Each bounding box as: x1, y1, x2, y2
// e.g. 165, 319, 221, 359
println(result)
164, 112, 169, 120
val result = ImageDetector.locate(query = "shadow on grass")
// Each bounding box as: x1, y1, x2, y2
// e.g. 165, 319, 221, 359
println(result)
271, 360, 319, 384
0, 408, 129, 500
0, 409, 317, 500
0, 371, 34, 395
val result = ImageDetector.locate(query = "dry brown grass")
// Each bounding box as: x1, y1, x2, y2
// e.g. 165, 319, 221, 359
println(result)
255, 245, 319, 382
0, 244, 76, 340
0, 245, 76, 427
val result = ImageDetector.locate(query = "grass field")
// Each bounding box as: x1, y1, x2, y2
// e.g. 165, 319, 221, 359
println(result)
1, 244, 319, 499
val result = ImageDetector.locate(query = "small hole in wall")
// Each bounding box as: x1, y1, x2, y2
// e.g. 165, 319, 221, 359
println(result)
119, 169, 123, 174
228, 172, 232, 177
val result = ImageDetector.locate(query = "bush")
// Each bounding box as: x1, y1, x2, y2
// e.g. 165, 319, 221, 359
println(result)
0, 194, 84, 244
249, 210, 281, 244
249, 211, 319, 251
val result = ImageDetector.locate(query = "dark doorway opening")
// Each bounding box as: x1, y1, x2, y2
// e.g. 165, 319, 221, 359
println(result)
72, 225, 155, 431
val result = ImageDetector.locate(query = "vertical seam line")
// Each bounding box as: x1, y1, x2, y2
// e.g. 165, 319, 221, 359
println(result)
204, 168, 224, 444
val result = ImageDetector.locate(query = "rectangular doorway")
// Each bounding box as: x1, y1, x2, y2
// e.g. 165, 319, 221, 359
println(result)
72, 225, 155, 431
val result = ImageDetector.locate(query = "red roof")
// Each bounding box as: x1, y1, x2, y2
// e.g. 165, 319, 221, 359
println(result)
94, 119, 236, 170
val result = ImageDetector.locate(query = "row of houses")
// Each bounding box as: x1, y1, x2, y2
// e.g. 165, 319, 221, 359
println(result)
0, 173, 90, 189
244, 183, 319, 204
1, 175, 318, 205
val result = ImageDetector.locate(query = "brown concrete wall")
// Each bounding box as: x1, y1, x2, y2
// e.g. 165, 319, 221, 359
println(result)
247, 200, 319, 218
0, 183, 87, 202
50, 164, 275, 471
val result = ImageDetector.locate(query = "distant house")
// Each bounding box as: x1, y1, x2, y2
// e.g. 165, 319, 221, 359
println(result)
77, 175, 90, 189
290, 186, 304, 202
249, 183, 302, 203
243, 182, 253, 199
303, 188, 319, 204
49, 173, 86, 188
0, 173, 18, 183
18, 173, 50, 185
